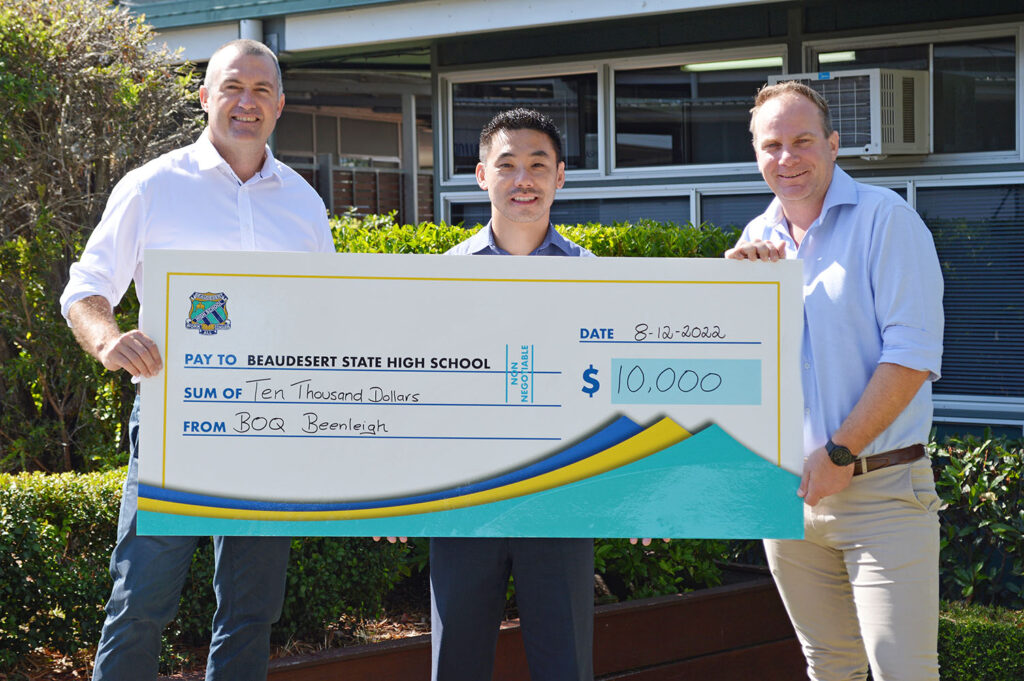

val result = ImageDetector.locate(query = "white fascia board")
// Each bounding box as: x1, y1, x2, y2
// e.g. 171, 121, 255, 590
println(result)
284, 0, 774, 53
153, 23, 239, 62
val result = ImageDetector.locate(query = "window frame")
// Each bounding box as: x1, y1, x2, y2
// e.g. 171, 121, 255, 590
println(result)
606, 45, 788, 176
907, 172, 1024, 428
438, 60, 605, 185
802, 22, 1024, 168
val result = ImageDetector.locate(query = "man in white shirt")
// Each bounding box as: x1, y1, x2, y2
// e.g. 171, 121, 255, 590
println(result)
60, 39, 333, 680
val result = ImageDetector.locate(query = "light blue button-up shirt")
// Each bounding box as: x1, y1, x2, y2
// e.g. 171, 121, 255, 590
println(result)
738, 166, 943, 457
446, 221, 594, 258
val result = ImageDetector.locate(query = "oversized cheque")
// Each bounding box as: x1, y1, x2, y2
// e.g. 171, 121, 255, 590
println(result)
138, 250, 805, 538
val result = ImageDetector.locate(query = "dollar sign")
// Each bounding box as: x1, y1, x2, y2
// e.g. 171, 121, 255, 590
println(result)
581, 364, 600, 398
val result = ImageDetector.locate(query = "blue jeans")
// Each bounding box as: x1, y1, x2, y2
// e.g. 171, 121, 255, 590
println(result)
92, 397, 291, 680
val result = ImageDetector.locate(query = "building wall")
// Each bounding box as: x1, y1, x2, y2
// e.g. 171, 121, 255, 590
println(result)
429, 1, 1024, 431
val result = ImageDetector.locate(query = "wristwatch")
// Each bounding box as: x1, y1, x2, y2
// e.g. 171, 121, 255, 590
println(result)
825, 439, 856, 466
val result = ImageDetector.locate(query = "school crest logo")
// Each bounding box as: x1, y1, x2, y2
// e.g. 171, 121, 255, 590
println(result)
186, 292, 231, 336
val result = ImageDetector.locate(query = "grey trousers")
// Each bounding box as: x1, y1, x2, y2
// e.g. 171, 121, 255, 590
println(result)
430, 537, 594, 681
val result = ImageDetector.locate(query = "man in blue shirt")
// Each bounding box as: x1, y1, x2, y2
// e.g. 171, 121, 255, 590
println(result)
432, 109, 594, 681
726, 82, 943, 681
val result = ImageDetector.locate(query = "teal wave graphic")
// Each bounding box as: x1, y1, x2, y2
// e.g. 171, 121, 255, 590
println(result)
139, 424, 803, 540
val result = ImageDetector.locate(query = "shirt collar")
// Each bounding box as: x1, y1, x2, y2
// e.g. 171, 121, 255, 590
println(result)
468, 221, 572, 255
194, 128, 281, 182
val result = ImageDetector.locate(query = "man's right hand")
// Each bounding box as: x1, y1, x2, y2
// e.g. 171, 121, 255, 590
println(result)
724, 239, 787, 262
99, 329, 163, 378
68, 296, 163, 378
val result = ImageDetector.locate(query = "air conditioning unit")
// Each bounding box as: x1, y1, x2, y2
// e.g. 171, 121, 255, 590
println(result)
767, 69, 929, 158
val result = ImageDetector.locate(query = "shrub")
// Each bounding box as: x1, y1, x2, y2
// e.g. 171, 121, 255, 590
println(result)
934, 434, 1024, 608
330, 210, 740, 259
594, 539, 728, 601
0, 0, 201, 473
939, 601, 1024, 681
0, 469, 122, 667
0, 470, 409, 672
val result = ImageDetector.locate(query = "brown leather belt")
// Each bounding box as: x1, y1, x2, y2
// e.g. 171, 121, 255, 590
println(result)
852, 444, 925, 476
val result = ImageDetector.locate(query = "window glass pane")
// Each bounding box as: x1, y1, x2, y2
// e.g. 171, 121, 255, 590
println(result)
615, 59, 782, 167
452, 74, 599, 174
816, 37, 1016, 153
701, 193, 773, 229
449, 202, 491, 228
549, 196, 690, 225
450, 196, 691, 228
315, 115, 338, 162
917, 185, 1024, 398
277, 111, 313, 154
339, 118, 399, 158
816, 45, 927, 71
933, 38, 1015, 153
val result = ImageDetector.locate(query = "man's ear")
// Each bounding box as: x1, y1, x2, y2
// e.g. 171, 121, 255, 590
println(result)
555, 161, 566, 190
199, 85, 210, 113
475, 162, 487, 190
828, 130, 839, 161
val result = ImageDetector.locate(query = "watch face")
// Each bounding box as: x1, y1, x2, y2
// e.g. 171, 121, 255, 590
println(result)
826, 440, 855, 466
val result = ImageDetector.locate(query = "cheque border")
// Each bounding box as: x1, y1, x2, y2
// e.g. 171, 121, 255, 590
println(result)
161, 272, 783, 487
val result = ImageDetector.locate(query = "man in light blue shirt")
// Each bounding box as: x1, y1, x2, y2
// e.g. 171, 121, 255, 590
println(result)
431, 109, 595, 681
726, 82, 943, 681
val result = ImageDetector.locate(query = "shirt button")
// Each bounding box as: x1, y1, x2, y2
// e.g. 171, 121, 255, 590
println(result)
803, 362, 811, 369
804, 408, 811, 415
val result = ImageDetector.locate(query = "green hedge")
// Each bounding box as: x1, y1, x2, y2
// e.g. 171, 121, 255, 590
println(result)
939, 602, 1024, 681
933, 434, 1024, 608
0, 469, 408, 672
330, 210, 739, 259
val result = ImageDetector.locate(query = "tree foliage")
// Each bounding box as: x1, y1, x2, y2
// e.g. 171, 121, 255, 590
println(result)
0, 0, 202, 471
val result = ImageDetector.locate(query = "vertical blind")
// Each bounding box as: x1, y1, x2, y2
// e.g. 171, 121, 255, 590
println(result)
917, 185, 1024, 397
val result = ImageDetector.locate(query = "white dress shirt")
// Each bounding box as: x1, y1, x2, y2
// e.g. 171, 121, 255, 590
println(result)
61, 129, 333, 327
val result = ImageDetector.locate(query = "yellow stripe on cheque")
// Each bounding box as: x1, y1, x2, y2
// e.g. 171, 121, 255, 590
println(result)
139, 418, 692, 521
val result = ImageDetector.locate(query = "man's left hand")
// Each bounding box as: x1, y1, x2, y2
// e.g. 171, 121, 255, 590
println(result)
798, 448, 854, 506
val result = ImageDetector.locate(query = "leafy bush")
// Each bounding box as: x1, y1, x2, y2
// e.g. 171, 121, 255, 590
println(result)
939, 601, 1024, 681
0, 470, 408, 672
330, 210, 740, 259
0, 469, 122, 667
934, 434, 1024, 608
595, 539, 728, 600
0, 0, 201, 473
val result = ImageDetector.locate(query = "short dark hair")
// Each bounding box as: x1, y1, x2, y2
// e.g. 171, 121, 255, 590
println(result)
478, 108, 563, 165
205, 39, 283, 96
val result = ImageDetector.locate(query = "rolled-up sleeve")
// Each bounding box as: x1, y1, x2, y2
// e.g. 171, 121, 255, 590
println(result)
60, 175, 145, 321
871, 204, 944, 380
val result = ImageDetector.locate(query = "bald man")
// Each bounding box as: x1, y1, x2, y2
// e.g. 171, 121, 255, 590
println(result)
61, 40, 333, 680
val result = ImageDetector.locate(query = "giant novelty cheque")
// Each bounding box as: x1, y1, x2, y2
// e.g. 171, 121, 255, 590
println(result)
138, 250, 805, 539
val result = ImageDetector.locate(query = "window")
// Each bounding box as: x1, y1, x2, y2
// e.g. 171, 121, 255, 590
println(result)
451, 73, 599, 174
701, 193, 773, 229
917, 184, 1024, 398
450, 195, 691, 228
614, 58, 782, 167
275, 108, 405, 167
933, 38, 1016, 153
814, 35, 1016, 154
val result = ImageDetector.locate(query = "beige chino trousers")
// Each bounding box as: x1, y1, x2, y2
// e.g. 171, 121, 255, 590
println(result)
764, 456, 940, 681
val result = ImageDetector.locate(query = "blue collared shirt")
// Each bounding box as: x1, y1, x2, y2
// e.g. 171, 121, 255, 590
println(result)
446, 221, 594, 258
738, 166, 943, 457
